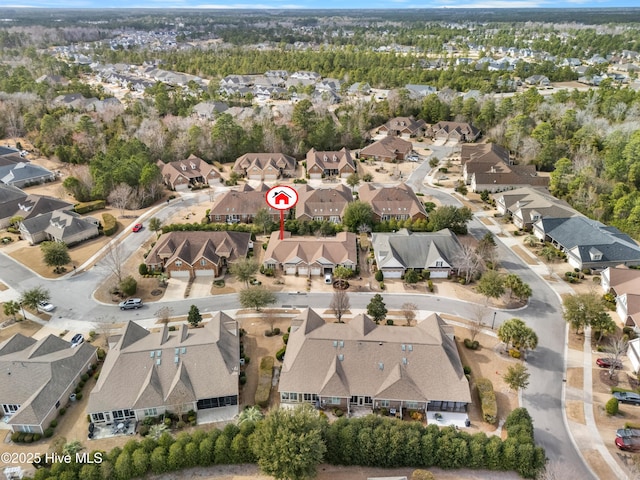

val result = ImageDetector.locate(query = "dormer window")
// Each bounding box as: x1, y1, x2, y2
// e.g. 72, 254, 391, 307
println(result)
181, 165, 187, 171
190, 163, 196, 169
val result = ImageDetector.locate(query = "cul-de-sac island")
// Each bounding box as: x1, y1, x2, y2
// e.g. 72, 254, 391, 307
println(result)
3, 7, 640, 480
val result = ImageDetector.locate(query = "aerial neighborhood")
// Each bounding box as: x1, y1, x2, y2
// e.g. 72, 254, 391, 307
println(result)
3, 7, 640, 480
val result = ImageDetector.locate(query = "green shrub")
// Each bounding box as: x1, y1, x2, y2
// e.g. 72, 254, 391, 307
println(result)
59, 408, 66, 416
139, 263, 149, 275
11, 432, 20, 442
333, 408, 344, 417
239, 374, 247, 385
283, 333, 289, 344
255, 356, 274, 408
76, 393, 83, 401
74, 200, 105, 214
102, 213, 118, 236
379, 281, 385, 290
97, 348, 106, 360
243, 356, 250, 365
375, 270, 383, 282
427, 279, 434, 292
119, 275, 137, 296
23, 434, 33, 443
464, 338, 479, 350
44, 428, 54, 438
386, 319, 394, 325
463, 365, 472, 375
17, 432, 25, 442
273, 327, 281, 335
33, 433, 41, 442
477, 378, 498, 424
139, 425, 150, 436
625, 422, 640, 429
508, 349, 521, 359
81, 373, 89, 382
611, 386, 636, 394
276, 347, 286, 362
50, 419, 58, 428
606, 397, 619, 415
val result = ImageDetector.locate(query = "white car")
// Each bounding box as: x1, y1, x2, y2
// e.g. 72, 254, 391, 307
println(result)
37, 301, 55, 312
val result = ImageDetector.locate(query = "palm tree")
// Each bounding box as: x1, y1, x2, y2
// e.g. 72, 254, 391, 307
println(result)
238, 406, 264, 425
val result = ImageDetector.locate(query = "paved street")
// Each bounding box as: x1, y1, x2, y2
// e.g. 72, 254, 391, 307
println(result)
0, 164, 597, 479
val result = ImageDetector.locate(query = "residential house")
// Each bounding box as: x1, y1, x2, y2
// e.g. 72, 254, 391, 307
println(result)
263, 231, 357, 276
425, 121, 480, 143
20, 210, 99, 246
279, 309, 472, 417
601, 266, 640, 330
233, 153, 297, 181
295, 185, 353, 223
493, 186, 579, 229
88, 316, 239, 426
305, 148, 356, 179
347, 82, 371, 96
209, 184, 279, 224
371, 228, 463, 279
158, 155, 221, 191
0, 333, 96, 434
192, 101, 228, 119
461, 143, 548, 193
0, 187, 72, 229
0, 162, 55, 188
405, 84, 437, 99
144, 231, 252, 278
628, 338, 640, 374
524, 75, 550, 86
378, 117, 427, 139
359, 136, 413, 163
358, 183, 428, 223
533, 217, 640, 270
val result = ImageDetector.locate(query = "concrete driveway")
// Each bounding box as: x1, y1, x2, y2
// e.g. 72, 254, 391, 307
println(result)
189, 277, 213, 299
163, 277, 189, 301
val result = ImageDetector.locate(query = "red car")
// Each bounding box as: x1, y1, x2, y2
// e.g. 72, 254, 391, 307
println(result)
596, 358, 622, 369
132, 223, 143, 232
616, 436, 640, 451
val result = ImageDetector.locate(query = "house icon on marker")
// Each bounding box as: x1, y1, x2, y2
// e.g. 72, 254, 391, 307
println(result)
272, 190, 292, 206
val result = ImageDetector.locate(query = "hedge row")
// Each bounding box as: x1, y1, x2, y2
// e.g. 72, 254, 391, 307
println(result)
476, 378, 497, 424
325, 407, 545, 479
29, 406, 545, 480
255, 356, 274, 408
102, 213, 118, 236
74, 200, 106, 214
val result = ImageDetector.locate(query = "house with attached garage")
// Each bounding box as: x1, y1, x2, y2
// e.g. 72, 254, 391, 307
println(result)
144, 231, 252, 279
0, 333, 97, 434
378, 116, 427, 139
19, 209, 100, 246
208, 183, 279, 224
87, 315, 239, 426
278, 309, 471, 418
533, 217, 640, 271
358, 183, 428, 223
232, 153, 297, 181
359, 136, 413, 163
0, 161, 56, 188
295, 184, 353, 224
158, 155, 221, 191
371, 228, 463, 279
493, 186, 579, 230
426, 121, 480, 143
305, 147, 356, 179
263, 231, 357, 276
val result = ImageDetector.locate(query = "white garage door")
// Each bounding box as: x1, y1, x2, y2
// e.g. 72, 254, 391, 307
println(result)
310, 267, 321, 276
617, 303, 627, 323
264, 174, 277, 181
310, 173, 322, 179
171, 270, 190, 278
383, 269, 403, 279
195, 269, 215, 277
430, 270, 448, 279
174, 183, 189, 191
285, 266, 296, 275
298, 267, 309, 276
248, 174, 262, 181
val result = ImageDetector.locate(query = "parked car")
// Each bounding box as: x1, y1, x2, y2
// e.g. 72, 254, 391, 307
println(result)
37, 301, 55, 312
70, 334, 84, 348
132, 223, 143, 232
616, 428, 640, 438
616, 436, 640, 451
119, 298, 143, 310
596, 357, 622, 369
614, 391, 640, 405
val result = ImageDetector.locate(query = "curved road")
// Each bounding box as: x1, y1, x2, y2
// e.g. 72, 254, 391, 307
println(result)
0, 166, 594, 478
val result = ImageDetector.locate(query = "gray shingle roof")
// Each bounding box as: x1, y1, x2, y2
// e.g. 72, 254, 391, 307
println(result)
88, 314, 239, 414
0, 334, 96, 427
372, 229, 463, 270
280, 310, 471, 404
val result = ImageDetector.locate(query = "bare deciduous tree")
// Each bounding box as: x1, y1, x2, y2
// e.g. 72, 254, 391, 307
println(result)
103, 242, 124, 286
401, 302, 417, 326
604, 334, 629, 379
108, 183, 135, 217
454, 243, 485, 284
469, 304, 488, 342
330, 290, 350, 323
155, 306, 174, 325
